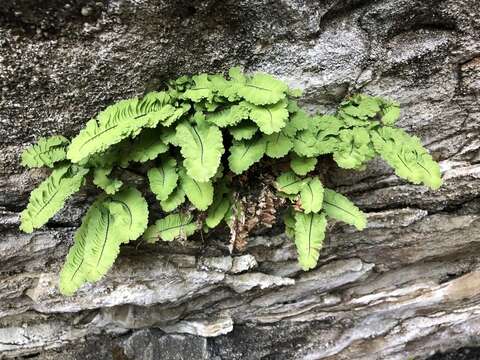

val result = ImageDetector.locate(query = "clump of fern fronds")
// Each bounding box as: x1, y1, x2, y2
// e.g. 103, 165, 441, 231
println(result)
20, 68, 442, 295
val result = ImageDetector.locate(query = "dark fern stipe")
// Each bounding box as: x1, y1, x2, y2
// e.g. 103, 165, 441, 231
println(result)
19, 68, 442, 295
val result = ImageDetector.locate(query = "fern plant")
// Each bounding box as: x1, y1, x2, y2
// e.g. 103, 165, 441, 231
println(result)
19, 68, 442, 295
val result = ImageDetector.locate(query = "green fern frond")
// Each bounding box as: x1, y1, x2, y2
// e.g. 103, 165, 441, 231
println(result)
237, 73, 288, 105
333, 127, 375, 169
67, 98, 150, 163
21, 135, 70, 168
143, 213, 197, 243
294, 212, 327, 270
59, 200, 99, 296
299, 177, 324, 214
176, 121, 224, 182
371, 127, 442, 189
229, 122, 258, 141
323, 188, 367, 230
20, 165, 89, 233
290, 154, 317, 176
247, 100, 289, 135
264, 131, 293, 158
228, 137, 266, 174
121, 128, 168, 166
274, 171, 305, 195
160, 187, 186, 212
93, 167, 123, 195
147, 157, 178, 201
179, 168, 214, 211
206, 102, 250, 128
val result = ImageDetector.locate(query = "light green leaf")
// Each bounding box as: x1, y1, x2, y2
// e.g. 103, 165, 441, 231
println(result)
290, 154, 317, 176
333, 127, 375, 169
179, 169, 214, 211
67, 98, 151, 163
300, 177, 324, 213
147, 157, 178, 202
206, 102, 250, 127
323, 188, 367, 230
159, 126, 178, 146
121, 128, 168, 166
21, 135, 69, 168
248, 100, 289, 135
143, 213, 197, 243
82, 202, 126, 282
229, 122, 258, 141
176, 121, 224, 182
163, 103, 191, 127
381, 101, 400, 125
371, 127, 442, 189
93, 167, 123, 194
160, 187, 186, 212
274, 171, 305, 195
228, 137, 266, 174
206, 193, 230, 229
59, 200, 99, 296
238, 73, 288, 105
182, 74, 214, 102
109, 187, 149, 242
294, 212, 327, 270
264, 131, 293, 158
20, 165, 89, 233
293, 115, 344, 157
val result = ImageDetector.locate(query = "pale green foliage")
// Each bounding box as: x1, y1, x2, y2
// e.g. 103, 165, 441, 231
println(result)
228, 137, 266, 174
21, 135, 69, 168
176, 121, 224, 182
247, 100, 289, 135
59, 187, 148, 294
143, 213, 197, 243
274, 171, 305, 195
265, 132, 293, 158
323, 188, 367, 230
160, 187, 186, 212
67, 99, 149, 163
294, 212, 327, 270
20, 165, 88, 233
372, 127, 442, 189
237, 73, 288, 105
21, 67, 442, 295
93, 167, 123, 194
121, 128, 168, 166
147, 157, 178, 201
179, 168, 214, 211
300, 177, 324, 214
290, 155, 317, 176
229, 122, 258, 140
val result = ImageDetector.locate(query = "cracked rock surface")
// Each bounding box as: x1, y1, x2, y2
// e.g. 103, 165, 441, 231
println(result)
1, 0, 479, 359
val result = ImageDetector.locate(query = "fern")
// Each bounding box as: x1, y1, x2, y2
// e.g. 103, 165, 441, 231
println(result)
147, 157, 178, 201
20, 67, 443, 295
294, 212, 327, 270
176, 121, 224, 182
228, 137, 266, 174
59, 187, 148, 293
21, 135, 70, 168
143, 213, 197, 243
20, 165, 88, 233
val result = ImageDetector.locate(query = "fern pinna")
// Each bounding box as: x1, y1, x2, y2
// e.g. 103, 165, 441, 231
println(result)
20, 68, 442, 295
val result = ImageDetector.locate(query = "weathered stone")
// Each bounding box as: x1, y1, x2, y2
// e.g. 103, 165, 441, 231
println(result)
1, 0, 480, 359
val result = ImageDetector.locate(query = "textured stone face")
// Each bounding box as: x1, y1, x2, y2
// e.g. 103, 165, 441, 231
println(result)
0, 0, 479, 359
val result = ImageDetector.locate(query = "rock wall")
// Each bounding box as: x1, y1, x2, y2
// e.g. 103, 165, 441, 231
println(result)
1, 0, 480, 359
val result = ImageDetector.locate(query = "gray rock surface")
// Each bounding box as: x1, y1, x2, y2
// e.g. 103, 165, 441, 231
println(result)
1, 0, 480, 359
